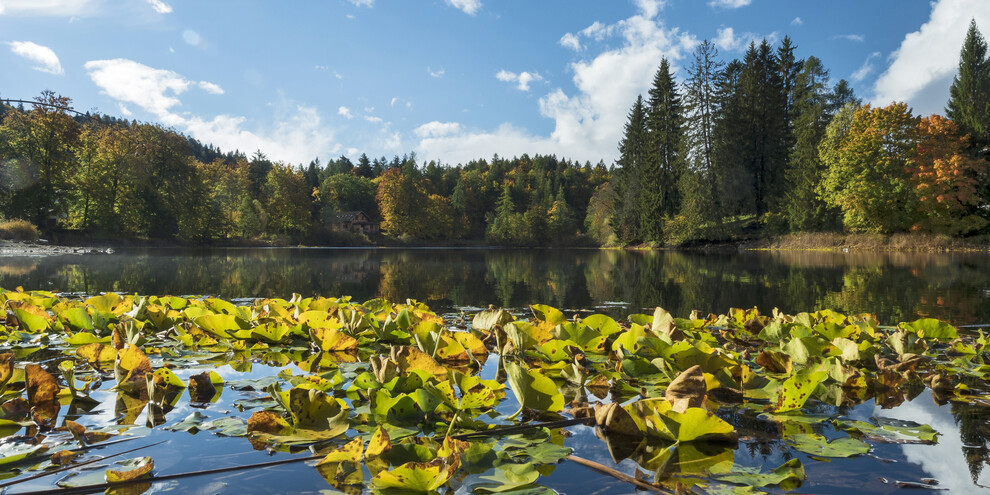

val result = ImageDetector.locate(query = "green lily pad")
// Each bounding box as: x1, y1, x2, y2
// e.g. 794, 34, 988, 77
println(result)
786, 433, 870, 457
504, 361, 564, 416
714, 458, 805, 490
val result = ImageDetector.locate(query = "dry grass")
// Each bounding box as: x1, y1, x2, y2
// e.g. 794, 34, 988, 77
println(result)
0, 220, 39, 241
760, 232, 990, 252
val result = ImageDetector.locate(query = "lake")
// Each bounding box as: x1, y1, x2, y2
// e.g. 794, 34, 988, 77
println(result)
2, 247, 989, 325
2, 247, 990, 494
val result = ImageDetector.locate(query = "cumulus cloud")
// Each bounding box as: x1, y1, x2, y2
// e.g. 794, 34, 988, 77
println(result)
364, 115, 383, 123
836, 34, 865, 42
560, 32, 581, 51
444, 0, 481, 15
338, 106, 353, 119
0, 0, 97, 16
872, 0, 990, 116
417, 0, 697, 164
347, 0, 373, 6
496, 70, 543, 91
414, 121, 462, 138
709, 0, 752, 8
714, 26, 776, 52
8, 41, 63, 75
146, 0, 172, 14
851, 51, 881, 82
428, 67, 445, 78
84, 58, 336, 165
791, 17, 803, 26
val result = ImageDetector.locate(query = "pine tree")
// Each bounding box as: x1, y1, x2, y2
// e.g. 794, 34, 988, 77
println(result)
612, 96, 648, 242
641, 58, 686, 243
946, 19, 990, 145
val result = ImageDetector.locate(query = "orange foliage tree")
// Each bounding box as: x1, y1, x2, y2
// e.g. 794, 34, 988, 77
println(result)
909, 115, 987, 235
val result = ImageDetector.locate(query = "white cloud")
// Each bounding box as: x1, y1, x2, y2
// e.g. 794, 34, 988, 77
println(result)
444, 0, 481, 15
338, 106, 353, 119
872, 0, 990, 116
390, 97, 399, 107
714, 26, 776, 52
198, 81, 224, 95
346, 147, 359, 156
416, 0, 697, 164
364, 115, 383, 123
384, 132, 402, 150
0, 0, 97, 16
428, 67, 445, 78
851, 51, 881, 82
84, 58, 336, 165
709, 0, 751, 8
146, 0, 171, 14
791, 17, 803, 26
560, 32, 581, 51
414, 121, 462, 138
347, 0, 373, 6
496, 70, 543, 91
836, 34, 865, 42
85, 59, 192, 115
8, 41, 63, 75
634, 0, 663, 19
314, 65, 328, 71
581, 21, 611, 41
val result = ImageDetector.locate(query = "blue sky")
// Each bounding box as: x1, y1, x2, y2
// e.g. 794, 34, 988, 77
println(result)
1, 0, 987, 166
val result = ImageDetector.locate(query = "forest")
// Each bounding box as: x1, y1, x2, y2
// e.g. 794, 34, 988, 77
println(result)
1, 21, 989, 247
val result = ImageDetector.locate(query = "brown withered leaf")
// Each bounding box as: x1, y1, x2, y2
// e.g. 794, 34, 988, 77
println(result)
187, 372, 217, 402
25, 364, 59, 405
594, 402, 641, 436
51, 449, 79, 466
246, 410, 291, 435
665, 365, 707, 413
0, 353, 13, 387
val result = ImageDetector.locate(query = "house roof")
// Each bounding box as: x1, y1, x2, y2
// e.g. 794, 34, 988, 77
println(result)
334, 211, 372, 222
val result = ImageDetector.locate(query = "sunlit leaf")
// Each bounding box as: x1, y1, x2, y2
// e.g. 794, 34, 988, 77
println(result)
504, 361, 564, 415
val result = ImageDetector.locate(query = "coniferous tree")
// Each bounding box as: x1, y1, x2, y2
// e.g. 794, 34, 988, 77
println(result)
946, 19, 990, 145
784, 56, 835, 230
712, 60, 752, 219
641, 58, 686, 243
613, 96, 648, 242
683, 40, 725, 233
828, 79, 860, 113
738, 40, 789, 216
487, 182, 516, 244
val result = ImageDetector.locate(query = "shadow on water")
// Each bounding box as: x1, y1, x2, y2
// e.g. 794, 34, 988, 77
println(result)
2, 247, 990, 324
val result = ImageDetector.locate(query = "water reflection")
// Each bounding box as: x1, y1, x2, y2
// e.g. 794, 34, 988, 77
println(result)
2, 248, 990, 325
881, 393, 990, 493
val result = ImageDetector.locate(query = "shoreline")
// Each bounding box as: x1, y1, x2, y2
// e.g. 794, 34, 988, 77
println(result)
3, 232, 990, 256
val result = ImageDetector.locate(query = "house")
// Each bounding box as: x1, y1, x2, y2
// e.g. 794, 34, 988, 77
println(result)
333, 211, 380, 234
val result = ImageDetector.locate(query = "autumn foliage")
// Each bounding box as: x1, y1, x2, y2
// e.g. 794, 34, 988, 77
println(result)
909, 115, 987, 235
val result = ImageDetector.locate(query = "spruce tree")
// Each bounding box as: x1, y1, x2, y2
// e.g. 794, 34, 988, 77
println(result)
612, 96, 648, 243
738, 40, 788, 216
946, 18, 990, 145
783, 56, 834, 231
641, 58, 686, 243
684, 40, 725, 233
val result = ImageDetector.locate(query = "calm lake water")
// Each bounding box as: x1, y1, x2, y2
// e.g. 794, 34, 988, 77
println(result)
3, 247, 990, 494
2, 247, 990, 325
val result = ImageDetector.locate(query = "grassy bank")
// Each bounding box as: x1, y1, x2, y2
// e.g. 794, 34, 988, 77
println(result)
750, 232, 990, 252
